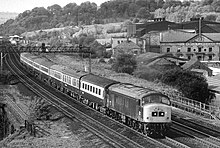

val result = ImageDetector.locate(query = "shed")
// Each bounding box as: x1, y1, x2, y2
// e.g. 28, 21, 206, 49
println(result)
112, 40, 141, 57
181, 57, 212, 76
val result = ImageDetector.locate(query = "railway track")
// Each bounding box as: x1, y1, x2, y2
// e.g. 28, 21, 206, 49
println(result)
172, 113, 220, 138
3, 92, 50, 137
6, 45, 214, 148
5, 47, 171, 148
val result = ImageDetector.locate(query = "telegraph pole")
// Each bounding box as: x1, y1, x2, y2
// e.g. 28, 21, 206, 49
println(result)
89, 47, 91, 73
0, 45, 2, 75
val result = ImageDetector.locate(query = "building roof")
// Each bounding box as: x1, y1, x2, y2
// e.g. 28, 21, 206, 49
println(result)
207, 77, 220, 93
136, 52, 186, 67
181, 57, 198, 70
160, 30, 220, 43
170, 20, 220, 33
205, 24, 220, 33
113, 40, 140, 50
160, 30, 196, 43
203, 33, 220, 42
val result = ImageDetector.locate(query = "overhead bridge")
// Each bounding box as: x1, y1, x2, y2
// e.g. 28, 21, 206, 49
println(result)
1, 45, 91, 54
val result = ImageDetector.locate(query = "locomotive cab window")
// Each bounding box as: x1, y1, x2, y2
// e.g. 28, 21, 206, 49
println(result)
142, 95, 170, 105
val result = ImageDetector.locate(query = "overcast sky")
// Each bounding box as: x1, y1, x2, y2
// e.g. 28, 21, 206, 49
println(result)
1, 0, 107, 13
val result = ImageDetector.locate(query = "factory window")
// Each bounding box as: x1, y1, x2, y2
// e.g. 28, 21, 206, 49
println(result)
209, 47, 212, 52
187, 48, 191, 52
166, 48, 170, 52
209, 55, 212, 60
198, 47, 202, 52
204, 49, 206, 52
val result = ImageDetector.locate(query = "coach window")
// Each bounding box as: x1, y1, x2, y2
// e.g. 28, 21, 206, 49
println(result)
98, 89, 101, 95
82, 83, 85, 89
88, 85, 90, 90
167, 48, 170, 52
72, 79, 76, 86
96, 88, 98, 94
90, 86, 92, 91
209, 47, 212, 52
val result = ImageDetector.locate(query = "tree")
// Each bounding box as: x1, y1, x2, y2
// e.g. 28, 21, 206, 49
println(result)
205, 14, 217, 21
160, 68, 215, 104
112, 53, 137, 74
136, 7, 151, 19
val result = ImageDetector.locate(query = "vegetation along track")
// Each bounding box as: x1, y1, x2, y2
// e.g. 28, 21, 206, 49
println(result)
5, 47, 176, 148
3, 91, 50, 137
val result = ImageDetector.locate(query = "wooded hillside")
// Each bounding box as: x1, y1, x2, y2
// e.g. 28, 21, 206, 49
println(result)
1, 0, 220, 36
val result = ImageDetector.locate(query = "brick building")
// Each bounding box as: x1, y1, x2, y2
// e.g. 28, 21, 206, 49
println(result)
160, 30, 220, 61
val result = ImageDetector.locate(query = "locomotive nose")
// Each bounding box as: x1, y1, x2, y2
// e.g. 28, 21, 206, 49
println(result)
143, 104, 172, 123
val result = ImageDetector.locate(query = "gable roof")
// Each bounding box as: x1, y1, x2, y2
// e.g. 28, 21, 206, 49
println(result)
160, 30, 196, 43
160, 31, 220, 43
203, 33, 220, 42
113, 40, 140, 50
136, 52, 187, 66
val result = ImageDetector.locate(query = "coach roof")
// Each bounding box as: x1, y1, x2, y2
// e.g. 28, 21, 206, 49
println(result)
62, 68, 88, 78
81, 74, 119, 88
108, 83, 161, 100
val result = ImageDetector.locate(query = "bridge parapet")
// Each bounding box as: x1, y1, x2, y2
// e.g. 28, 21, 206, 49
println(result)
18, 45, 91, 54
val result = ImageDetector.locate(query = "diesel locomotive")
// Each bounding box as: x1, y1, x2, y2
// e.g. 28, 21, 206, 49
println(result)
20, 53, 172, 136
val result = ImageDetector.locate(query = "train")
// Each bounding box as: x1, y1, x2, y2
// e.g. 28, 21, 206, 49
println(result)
20, 53, 172, 136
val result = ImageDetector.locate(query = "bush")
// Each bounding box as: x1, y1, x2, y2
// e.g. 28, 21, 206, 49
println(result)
133, 67, 163, 81
112, 53, 137, 74
160, 68, 215, 104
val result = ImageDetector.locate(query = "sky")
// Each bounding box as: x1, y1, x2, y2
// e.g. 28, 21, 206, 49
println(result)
0, 0, 108, 13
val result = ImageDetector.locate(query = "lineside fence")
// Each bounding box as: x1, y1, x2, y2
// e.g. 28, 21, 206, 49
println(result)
169, 95, 220, 120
